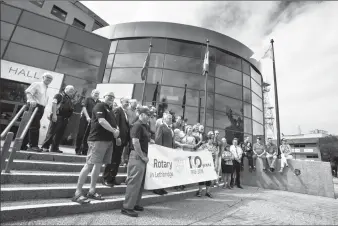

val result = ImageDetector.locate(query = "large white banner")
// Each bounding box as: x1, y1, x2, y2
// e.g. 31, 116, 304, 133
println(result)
144, 145, 218, 190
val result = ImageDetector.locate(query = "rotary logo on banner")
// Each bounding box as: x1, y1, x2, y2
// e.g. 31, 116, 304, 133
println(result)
144, 144, 218, 190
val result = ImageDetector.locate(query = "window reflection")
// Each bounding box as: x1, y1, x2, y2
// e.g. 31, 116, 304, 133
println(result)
60, 41, 103, 66
185, 106, 199, 124
215, 64, 242, 85
214, 94, 243, 116
162, 69, 203, 90
146, 68, 162, 84
252, 105, 263, 124
252, 92, 263, 110
166, 39, 202, 59
253, 120, 264, 137
160, 86, 199, 107
164, 54, 202, 74
251, 78, 262, 98
244, 117, 252, 134
242, 60, 250, 75
243, 74, 251, 89
243, 102, 252, 118
4, 42, 58, 71
224, 130, 244, 144
215, 78, 242, 100
0, 79, 28, 103
216, 49, 241, 71
116, 38, 151, 53
1, 21, 15, 41
109, 41, 118, 54
61, 75, 96, 113
251, 66, 262, 86
114, 53, 164, 68
199, 109, 214, 127
132, 83, 159, 103
55, 56, 99, 82
215, 110, 243, 132
110, 68, 161, 84
243, 87, 251, 103
199, 91, 214, 110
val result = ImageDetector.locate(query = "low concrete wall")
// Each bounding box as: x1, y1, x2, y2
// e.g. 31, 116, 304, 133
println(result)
240, 158, 336, 199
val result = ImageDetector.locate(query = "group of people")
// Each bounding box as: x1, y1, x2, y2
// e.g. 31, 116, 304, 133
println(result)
20, 73, 295, 218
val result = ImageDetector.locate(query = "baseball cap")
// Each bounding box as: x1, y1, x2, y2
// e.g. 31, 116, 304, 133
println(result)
104, 92, 115, 98
138, 106, 151, 116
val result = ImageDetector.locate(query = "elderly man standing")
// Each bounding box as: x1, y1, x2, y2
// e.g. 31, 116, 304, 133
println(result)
41, 85, 75, 153
102, 97, 130, 187
21, 73, 53, 152
253, 137, 267, 172
75, 89, 101, 155
230, 138, 243, 189
72, 92, 119, 204
122, 106, 152, 218
266, 137, 278, 172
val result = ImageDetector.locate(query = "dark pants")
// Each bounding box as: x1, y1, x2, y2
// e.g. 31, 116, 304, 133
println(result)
75, 116, 90, 155
230, 161, 241, 186
198, 181, 211, 186
21, 104, 45, 149
246, 152, 254, 168
41, 116, 69, 151
103, 142, 126, 182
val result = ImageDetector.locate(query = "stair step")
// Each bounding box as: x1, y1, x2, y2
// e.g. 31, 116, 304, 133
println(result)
11, 150, 86, 163
1, 183, 127, 202
8, 159, 127, 173
1, 171, 127, 184
1, 185, 215, 223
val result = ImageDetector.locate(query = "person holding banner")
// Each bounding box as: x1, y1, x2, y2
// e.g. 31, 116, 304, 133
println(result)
181, 125, 197, 151
196, 133, 217, 198
122, 106, 152, 218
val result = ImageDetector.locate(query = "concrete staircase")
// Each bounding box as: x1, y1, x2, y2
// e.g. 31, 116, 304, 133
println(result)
1, 150, 213, 223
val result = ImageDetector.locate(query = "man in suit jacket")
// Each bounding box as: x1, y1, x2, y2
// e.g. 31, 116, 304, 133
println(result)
153, 113, 174, 195
102, 97, 130, 187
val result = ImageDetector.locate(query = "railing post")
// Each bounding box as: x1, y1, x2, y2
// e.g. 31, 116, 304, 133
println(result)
1, 132, 14, 172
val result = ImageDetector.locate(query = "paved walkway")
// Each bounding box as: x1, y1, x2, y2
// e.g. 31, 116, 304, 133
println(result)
4, 186, 338, 225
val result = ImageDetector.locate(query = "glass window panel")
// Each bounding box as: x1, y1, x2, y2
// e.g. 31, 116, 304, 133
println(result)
201, 46, 216, 62
243, 74, 251, 89
102, 68, 111, 83
116, 38, 151, 53
214, 94, 243, 116
242, 60, 250, 75
209, 62, 216, 77
162, 69, 203, 90
61, 75, 96, 113
252, 105, 264, 124
224, 130, 244, 144
215, 78, 242, 100
30, 1, 45, 8
110, 68, 142, 83
113, 53, 164, 68
11, 26, 63, 54
252, 92, 263, 110
166, 39, 202, 58
109, 41, 118, 53
251, 66, 262, 86
55, 56, 99, 82
225, 53, 242, 71
244, 134, 253, 143
51, 5, 67, 22
72, 18, 86, 30
1, 21, 15, 40
151, 38, 166, 53
217, 130, 226, 140
1, 3, 22, 24
4, 42, 58, 71
146, 68, 162, 84
243, 87, 251, 103
0, 79, 29, 103
60, 41, 103, 66
244, 102, 252, 118
244, 117, 252, 134
105, 54, 114, 68
1, 40, 8, 57
251, 78, 262, 98
215, 110, 243, 132
164, 54, 202, 74
200, 91, 214, 110
160, 86, 199, 107
214, 111, 232, 131
253, 120, 264, 137
199, 109, 213, 127
215, 64, 242, 85
18, 11, 68, 38
185, 106, 199, 125
132, 83, 158, 103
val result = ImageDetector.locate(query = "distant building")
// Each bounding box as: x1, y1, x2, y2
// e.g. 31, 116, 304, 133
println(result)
2, 0, 109, 31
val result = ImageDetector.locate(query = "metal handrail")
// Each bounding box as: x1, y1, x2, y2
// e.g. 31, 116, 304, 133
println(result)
20, 107, 38, 140
0, 105, 26, 139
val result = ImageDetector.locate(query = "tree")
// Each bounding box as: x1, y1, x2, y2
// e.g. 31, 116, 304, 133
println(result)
319, 135, 338, 162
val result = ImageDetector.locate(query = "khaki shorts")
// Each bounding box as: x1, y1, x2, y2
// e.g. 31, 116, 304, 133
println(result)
86, 141, 113, 164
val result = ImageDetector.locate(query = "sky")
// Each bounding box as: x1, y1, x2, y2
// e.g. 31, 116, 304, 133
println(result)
82, 1, 338, 136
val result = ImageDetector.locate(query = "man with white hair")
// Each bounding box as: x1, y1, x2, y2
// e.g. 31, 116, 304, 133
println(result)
75, 89, 101, 155
21, 73, 53, 152
41, 85, 76, 153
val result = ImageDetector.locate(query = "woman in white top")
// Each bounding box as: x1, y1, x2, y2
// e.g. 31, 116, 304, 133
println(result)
180, 125, 197, 151
279, 138, 293, 173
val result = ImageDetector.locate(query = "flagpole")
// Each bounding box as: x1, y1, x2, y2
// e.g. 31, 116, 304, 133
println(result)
182, 84, 187, 119
203, 39, 209, 129
271, 39, 281, 155
141, 40, 153, 105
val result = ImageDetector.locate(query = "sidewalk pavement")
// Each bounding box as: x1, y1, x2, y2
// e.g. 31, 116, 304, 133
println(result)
4, 186, 338, 225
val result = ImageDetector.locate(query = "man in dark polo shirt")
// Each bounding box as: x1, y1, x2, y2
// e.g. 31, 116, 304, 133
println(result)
72, 92, 119, 204
122, 106, 152, 217
75, 89, 101, 155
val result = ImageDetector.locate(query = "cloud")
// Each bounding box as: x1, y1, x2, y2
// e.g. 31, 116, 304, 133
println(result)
82, 1, 338, 135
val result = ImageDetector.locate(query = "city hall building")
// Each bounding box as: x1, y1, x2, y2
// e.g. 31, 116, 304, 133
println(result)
0, 1, 264, 146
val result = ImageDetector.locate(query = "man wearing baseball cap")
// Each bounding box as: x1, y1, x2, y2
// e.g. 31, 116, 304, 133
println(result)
72, 92, 119, 204
122, 106, 152, 217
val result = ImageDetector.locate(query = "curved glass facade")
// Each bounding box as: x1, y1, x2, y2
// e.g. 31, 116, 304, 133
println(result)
103, 37, 264, 143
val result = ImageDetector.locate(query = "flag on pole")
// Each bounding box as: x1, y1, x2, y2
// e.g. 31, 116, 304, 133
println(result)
141, 44, 152, 81
262, 45, 272, 60
182, 84, 187, 109
203, 45, 210, 75
152, 82, 159, 107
